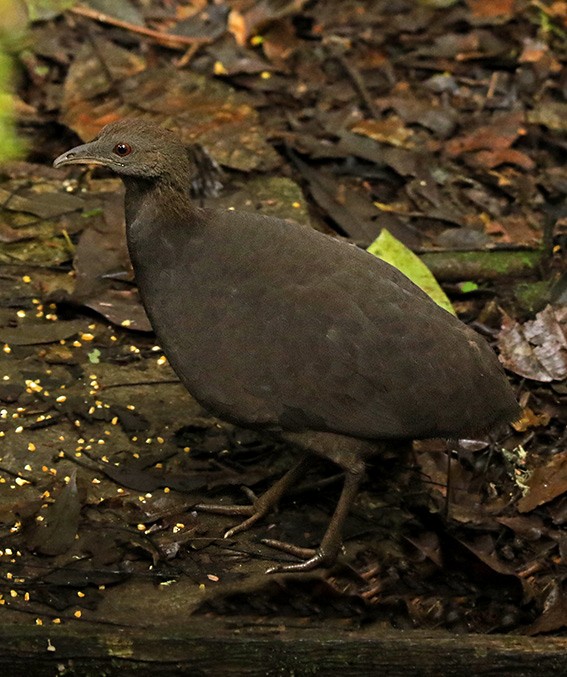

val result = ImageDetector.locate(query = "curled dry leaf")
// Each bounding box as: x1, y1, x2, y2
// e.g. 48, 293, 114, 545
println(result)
468, 148, 535, 171
525, 583, 567, 635
511, 406, 551, 432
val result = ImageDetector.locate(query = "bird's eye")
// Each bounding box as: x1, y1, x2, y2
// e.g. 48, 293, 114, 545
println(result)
113, 143, 132, 157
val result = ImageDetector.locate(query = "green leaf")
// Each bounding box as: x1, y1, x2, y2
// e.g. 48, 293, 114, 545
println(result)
0, 52, 24, 162
367, 229, 455, 315
459, 281, 479, 293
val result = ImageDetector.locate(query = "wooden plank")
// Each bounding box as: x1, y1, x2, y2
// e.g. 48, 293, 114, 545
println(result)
0, 622, 566, 676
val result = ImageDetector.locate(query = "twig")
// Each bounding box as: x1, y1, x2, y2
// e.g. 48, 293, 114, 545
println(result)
174, 43, 202, 69
486, 72, 498, 100
84, 25, 122, 101
335, 52, 380, 119
101, 378, 180, 390
444, 442, 454, 521
324, 39, 379, 118
69, 5, 212, 50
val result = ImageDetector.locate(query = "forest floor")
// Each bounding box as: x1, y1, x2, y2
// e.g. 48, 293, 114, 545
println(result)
0, 0, 565, 637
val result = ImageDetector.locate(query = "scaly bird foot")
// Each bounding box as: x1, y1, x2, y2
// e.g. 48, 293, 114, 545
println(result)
261, 538, 340, 574
195, 486, 271, 537
195, 456, 312, 540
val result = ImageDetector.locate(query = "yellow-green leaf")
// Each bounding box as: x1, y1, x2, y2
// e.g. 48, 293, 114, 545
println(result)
367, 229, 455, 315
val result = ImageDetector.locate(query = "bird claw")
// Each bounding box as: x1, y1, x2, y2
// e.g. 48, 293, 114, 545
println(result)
261, 538, 337, 574
196, 488, 272, 538
264, 551, 330, 574
222, 510, 266, 539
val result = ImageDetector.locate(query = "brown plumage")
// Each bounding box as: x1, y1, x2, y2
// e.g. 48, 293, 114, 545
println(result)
54, 119, 520, 572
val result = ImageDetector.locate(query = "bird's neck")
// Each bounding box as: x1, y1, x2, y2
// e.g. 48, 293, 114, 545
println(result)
122, 175, 198, 228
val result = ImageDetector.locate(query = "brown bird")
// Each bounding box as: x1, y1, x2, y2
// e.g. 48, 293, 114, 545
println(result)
54, 119, 520, 573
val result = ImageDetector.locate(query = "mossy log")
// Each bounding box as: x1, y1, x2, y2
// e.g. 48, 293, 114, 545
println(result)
420, 249, 543, 282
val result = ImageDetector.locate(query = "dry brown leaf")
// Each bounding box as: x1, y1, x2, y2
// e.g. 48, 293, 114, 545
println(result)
466, 0, 516, 18
518, 452, 567, 513
498, 305, 567, 382
351, 116, 414, 149
228, 0, 307, 46
446, 112, 526, 156
527, 102, 567, 132
469, 148, 535, 171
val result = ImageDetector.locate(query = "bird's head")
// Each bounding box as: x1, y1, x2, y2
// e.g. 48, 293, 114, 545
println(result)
53, 119, 192, 184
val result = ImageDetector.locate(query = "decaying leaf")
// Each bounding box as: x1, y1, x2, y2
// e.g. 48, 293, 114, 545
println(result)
528, 102, 567, 132
446, 112, 526, 156
498, 305, 567, 381
517, 451, 567, 513
228, 0, 308, 46
28, 471, 81, 556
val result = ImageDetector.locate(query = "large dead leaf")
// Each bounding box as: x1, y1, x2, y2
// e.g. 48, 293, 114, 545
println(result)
0, 186, 84, 219
374, 95, 457, 138
528, 102, 567, 132
466, 0, 516, 19
70, 190, 152, 331
27, 472, 81, 556
525, 584, 567, 635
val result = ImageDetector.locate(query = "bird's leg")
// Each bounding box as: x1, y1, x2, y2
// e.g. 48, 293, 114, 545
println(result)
195, 453, 311, 538
257, 431, 375, 573
262, 459, 365, 574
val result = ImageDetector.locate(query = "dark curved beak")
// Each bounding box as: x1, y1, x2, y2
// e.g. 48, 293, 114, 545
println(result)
53, 142, 106, 169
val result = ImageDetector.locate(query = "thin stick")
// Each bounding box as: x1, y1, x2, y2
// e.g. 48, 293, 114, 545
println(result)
70, 5, 212, 50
